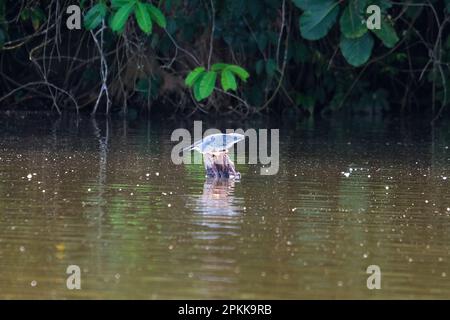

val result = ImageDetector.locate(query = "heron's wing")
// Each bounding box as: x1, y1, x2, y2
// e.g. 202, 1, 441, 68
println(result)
183, 134, 244, 153
211, 134, 244, 150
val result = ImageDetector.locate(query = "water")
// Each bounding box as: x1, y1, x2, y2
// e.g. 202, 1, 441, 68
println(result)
0, 114, 449, 299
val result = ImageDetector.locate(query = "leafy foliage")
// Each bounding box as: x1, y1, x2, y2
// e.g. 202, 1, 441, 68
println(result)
134, 2, 152, 34
339, 2, 367, 39
295, 0, 340, 40
0, 0, 448, 118
372, 17, 399, 48
295, 0, 400, 66
110, 1, 135, 31
185, 63, 249, 101
84, 3, 107, 30
340, 32, 374, 67
84, 0, 166, 34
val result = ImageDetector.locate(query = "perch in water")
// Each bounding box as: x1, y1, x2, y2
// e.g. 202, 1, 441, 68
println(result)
184, 133, 244, 179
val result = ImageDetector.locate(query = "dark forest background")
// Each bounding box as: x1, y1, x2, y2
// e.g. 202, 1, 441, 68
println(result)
0, 0, 449, 121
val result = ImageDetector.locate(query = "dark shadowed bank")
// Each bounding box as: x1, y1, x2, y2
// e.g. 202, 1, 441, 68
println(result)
0, 0, 449, 121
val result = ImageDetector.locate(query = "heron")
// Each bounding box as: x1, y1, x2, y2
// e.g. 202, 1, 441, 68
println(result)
183, 133, 244, 179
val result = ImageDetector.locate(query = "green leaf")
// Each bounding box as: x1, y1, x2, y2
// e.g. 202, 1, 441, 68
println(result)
198, 71, 217, 101
226, 65, 250, 82
255, 32, 268, 51
31, 8, 46, 21
255, 60, 264, 75
340, 32, 374, 67
31, 8, 46, 30
20, 8, 30, 21
185, 67, 206, 88
111, 0, 130, 9
373, 0, 393, 11
193, 74, 204, 101
295, 93, 316, 112
221, 69, 237, 92
84, 3, 107, 30
298, 0, 340, 40
136, 78, 149, 92
353, 0, 369, 12
340, 3, 367, 39
371, 18, 399, 48
292, 0, 312, 11
111, 1, 135, 32
145, 4, 166, 28
135, 1, 152, 34
265, 59, 277, 77
80, 0, 88, 9
211, 63, 229, 72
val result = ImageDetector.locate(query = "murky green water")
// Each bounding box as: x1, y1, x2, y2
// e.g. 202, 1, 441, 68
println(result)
0, 115, 449, 299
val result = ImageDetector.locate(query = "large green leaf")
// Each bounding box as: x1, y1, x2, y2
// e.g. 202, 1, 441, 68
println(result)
110, 1, 135, 32
221, 69, 237, 92
340, 32, 374, 67
145, 4, 166, 28
198, 71, 217, 100
226, 65, 249, 82
340, 2, 367, 39
134, 1, 152, 34
371, 18, 399, 48
298, 0, 340, 40
84, 3, 107, 30
185, 67, 205, 88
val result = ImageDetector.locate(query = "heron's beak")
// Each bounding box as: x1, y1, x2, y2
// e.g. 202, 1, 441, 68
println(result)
182, 145, 194, 153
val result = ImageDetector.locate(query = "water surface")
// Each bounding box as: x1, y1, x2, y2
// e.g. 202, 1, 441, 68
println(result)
0, 115, 449, 299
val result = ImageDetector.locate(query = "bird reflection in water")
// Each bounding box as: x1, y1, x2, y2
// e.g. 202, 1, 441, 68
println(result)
190, 178, 242, 240
198, 178, 239, 215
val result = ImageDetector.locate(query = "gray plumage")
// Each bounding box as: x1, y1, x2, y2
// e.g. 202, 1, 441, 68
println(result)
183, 133, 244, 154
